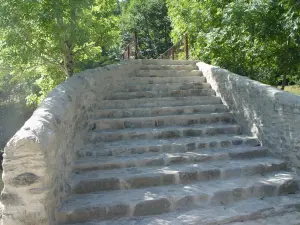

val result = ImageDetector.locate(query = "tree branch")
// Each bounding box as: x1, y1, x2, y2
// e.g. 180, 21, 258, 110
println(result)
73, 42, 96, 56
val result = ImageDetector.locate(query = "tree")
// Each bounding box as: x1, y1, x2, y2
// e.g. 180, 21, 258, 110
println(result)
0, 0, 120, 78
0, 0, 120, 104
166, 0, 300, 87
121, 0, 172, 59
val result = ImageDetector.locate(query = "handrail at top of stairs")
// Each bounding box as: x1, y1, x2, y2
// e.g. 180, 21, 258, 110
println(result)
157, 33, 189, 60
120, 31, 139, 60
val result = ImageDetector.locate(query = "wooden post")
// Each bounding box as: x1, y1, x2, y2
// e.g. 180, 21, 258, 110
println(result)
185, 34, 189, 60
281, 74, 287, 90
127, 45, 130, 59
134, 31, 138, 59
171, 47, 175, 60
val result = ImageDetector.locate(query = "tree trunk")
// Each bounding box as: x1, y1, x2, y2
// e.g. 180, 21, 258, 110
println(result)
63, 3, 76, 78
281, 74, 287, 90
64, 41, 74, 77
134, 31, 138, 59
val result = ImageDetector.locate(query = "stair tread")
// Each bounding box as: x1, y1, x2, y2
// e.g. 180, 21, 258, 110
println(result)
128, 75, 202, 78
125, 76, 205, 84
97, 96, 222, 109
137, 69, 201, 73
226, 211, 300, 225
64, 194, 300, 225
123, 82, 211, 90
58, 171, 296, 212
104, 90, 216, 100
90, 123, 239, 134
135, 70, 202, 77
91, 112, 232, 124
111, 88, 212, 94
88, 123, 241, 142
138, 69, 200, 72
72, 157, 284, 185
141, 59, 198, 65
124, 81, 209, 86
88, 134, 258, 150
93, 104, 228, 119
74, 146, 268, 169
140, 65, 197, 70
95, 104, 227, 112
101, 95, 220, 103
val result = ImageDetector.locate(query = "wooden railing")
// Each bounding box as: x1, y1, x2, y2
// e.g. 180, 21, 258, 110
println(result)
121, 32, 189, 60
157, 34, 189, 60
121, 32, 139, 60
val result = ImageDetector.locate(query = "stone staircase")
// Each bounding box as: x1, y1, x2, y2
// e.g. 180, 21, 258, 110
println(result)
56, 60, 300, 225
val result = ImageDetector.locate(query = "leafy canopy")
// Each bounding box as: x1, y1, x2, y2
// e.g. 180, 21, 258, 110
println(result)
167, 0, 300, 87
120, 0, 172, 58
0, 0, 120, 104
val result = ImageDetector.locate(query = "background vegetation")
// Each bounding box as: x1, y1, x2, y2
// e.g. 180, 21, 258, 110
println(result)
167, 0, 300, 87
0, 0, 299, 149
120, 0, 172, 58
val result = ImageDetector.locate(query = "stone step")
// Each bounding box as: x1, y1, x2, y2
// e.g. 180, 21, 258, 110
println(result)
104, 88, 216, 100
227, 211, 300, 225
124, 76, 206, 85
71, 157, 286, 194
64, 194, 300, 225
141, 59, 198, 65
91, 112, 234, 130
56, 172, 298, 224
124, 82, 211, 92
136, 70, 202, 77
97, 96, 222, 110
88, 124, 242, 142
140, 64, 198, 71
74, 146, 269, 171
78, 135, 260, 158
93, 104, 228, 119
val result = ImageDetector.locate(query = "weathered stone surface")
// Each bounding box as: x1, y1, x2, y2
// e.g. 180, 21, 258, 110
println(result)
134, 198, 171, 216
71, 157, 286, 193
0, 192, 22, 206
1, 60, 142, 225
4, 59, 300, 225
197, 62, 300, 169
10, 173, 40, 186
56, 172, 298, 224
56, 60, 299, 225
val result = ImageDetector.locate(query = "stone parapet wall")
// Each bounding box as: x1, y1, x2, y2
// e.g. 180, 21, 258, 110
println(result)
197, 62, 300, 170
1, 60, 141, 225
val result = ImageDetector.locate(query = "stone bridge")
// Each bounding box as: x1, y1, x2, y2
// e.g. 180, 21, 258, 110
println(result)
2, 59, 300, 225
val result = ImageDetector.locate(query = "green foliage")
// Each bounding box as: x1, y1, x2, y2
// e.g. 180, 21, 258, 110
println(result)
0, 0, 120, 105
121, 0, 172, 58
166, 0, 300, 86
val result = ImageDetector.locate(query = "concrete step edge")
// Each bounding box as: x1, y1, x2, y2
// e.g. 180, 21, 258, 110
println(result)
71, 157, 287, 193
90, 112, 234, 130
88, 123, 241, 142
56, 172, 299, 224
74, 146, 269, 171
91, 104, 228, 119
78, 135, 260, 158
62, 194, 300, 225
103, 89, 216, 100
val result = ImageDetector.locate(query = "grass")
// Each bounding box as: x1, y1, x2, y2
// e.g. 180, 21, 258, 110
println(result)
279, 85, 300, 96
